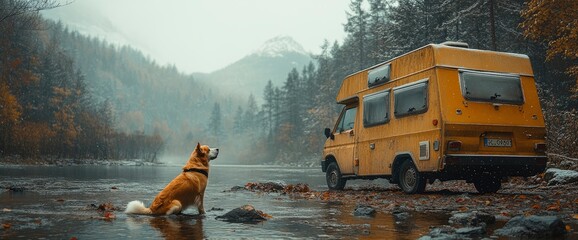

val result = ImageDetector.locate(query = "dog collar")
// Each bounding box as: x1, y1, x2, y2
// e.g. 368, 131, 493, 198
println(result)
183, 168, 209, 178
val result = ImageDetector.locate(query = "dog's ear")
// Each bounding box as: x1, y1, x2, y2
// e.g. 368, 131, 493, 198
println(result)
195, 142, 202, 154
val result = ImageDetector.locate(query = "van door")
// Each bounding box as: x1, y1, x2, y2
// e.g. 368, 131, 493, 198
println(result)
329, 105, 358, 175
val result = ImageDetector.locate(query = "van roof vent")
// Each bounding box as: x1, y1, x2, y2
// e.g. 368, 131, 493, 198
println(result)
440, 41, 469, 48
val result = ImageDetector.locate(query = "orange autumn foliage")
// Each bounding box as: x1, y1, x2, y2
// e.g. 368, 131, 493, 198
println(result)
0, 82, 21, 126
521, 0, 578, 94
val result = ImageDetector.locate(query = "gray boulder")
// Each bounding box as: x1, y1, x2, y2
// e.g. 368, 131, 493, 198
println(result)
216, 205, 270, 223
544, 168, 578, 185
353, 204, 376, 217
448, 211, 495, 227
455, 226, 485, 235
494, 215, 566, 238
418, 225, 485, 240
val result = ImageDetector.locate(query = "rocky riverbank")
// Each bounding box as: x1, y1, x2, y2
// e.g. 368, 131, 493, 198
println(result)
235, 172, 578, 239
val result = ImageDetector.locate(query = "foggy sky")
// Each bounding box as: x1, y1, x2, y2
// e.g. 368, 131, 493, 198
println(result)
42, 0, 351, 73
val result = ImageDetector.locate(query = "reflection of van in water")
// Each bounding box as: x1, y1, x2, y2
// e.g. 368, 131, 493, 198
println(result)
321, 42, 547, 194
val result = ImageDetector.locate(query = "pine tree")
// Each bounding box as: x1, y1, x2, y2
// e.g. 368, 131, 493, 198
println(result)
344, 0, 370, 69
262, 80, 275, 137
233, 106, 244, 134
281, 68, 302, 139
208, 102, 223, 143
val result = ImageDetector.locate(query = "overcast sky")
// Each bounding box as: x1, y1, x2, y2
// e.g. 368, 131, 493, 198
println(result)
42, 0, 351, 73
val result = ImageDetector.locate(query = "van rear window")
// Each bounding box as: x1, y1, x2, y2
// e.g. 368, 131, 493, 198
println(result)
394, 80, 428, 118
460, 70, 523, 105
363, 90, 390, 127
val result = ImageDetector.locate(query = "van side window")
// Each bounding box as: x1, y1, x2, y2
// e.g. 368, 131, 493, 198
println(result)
363, 90, 390, 127
368, 64, 391, 87
394, 80, 428, 118
336, 107, 357, 133
459, 70, 523, 105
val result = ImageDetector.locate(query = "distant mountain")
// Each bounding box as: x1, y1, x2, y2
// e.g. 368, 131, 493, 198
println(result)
198, 36, 313, 101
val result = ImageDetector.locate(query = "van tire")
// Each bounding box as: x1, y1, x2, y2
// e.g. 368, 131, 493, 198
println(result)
326, 162, 346, 190
398, 160, 426, 194
473, 176, 501, 194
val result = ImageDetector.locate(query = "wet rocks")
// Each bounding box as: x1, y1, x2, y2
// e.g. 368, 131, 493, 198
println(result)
418, 225, 486, 240
245, 181, 285, 192
494, 215, 567, 238
418, 226, 462, 240
455, 226, 485, 235
228, 186, 245, 192
216, 205, 271, 223
283, 183, 310, 193
544, 168, 578, 185
242, 182, 311, 194
393, 211, 411, 221
448, 211, 495, 227
420, 211, 495, 239
353, 204, 376, 217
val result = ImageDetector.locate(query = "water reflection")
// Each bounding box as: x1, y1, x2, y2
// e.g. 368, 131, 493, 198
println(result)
0, 165, 454, 239
148, 215, 204, 240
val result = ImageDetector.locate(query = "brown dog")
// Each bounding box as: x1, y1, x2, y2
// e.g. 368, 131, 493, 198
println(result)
125, 143, 218, 215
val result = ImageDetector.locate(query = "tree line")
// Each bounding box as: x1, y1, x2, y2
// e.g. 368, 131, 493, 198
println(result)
212, 0, 577, 164
2, 0, 575, 164
0, 0, 164, 162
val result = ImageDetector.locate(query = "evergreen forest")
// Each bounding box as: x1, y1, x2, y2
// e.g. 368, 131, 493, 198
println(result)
1, 0, 576, 165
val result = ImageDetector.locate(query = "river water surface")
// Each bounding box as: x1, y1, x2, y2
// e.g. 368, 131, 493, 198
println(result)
0, 164, 447, 239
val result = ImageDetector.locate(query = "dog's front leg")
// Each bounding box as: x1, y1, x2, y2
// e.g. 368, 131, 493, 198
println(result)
197, 194, 205, 215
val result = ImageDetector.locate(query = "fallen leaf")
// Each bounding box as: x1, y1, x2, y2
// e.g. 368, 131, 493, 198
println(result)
566, 225, 572, 232
320, 191, 330, 201
103, 212, 116, 220
458, 206, 468, 212
517, 195, 527, 200
2, 223, 11, 229
70, 237, 78, 240
111, 186, 118, 190
546, 204, 560, 212
258, 211, 273, 219
572, 214, 578, 220
531, 204, 541, 210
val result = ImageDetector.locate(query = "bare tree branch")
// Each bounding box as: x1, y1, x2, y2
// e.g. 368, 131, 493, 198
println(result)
0, 0, 73, 24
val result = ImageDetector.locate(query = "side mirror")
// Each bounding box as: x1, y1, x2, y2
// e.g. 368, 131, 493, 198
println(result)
324, 128, 334, 140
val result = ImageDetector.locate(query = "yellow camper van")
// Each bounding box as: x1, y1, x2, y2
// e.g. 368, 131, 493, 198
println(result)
322, 42, 547, 194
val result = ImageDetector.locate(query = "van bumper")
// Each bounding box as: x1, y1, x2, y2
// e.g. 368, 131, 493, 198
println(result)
440, 154, 547, 179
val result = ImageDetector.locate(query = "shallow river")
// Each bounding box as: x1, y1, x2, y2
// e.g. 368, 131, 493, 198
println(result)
0, 164, 447, 239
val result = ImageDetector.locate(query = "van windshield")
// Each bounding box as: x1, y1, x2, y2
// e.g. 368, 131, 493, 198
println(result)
460, 70, 523, 105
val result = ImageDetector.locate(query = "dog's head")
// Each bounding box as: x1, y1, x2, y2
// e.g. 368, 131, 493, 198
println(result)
188, 143, 219, 167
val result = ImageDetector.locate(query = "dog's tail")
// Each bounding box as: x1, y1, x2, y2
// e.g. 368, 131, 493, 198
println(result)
125, 200, 153, 215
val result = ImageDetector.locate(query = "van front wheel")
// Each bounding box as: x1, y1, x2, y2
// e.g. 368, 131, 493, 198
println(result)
326, 162, 346, 190
398, 160, 426, 194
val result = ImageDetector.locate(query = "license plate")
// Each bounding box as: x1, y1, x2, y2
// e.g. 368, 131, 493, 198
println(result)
484, 138, 512, 147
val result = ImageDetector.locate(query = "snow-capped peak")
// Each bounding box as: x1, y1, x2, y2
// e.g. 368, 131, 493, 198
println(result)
252, 36, 308, 57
